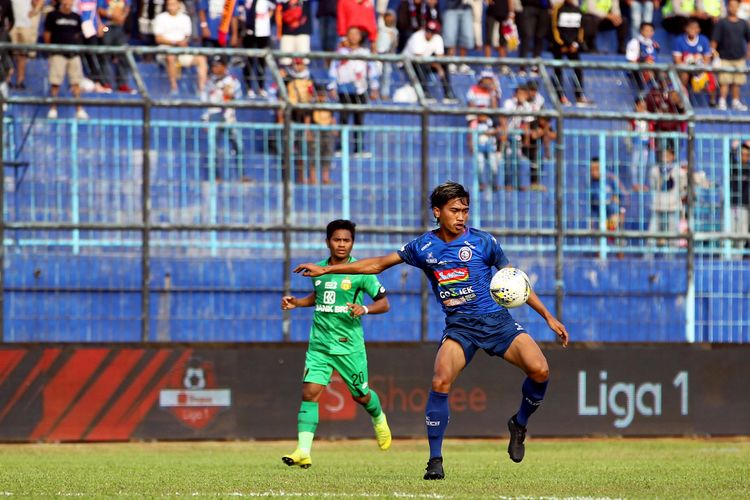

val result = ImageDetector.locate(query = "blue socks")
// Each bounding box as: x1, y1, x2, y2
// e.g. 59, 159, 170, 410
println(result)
515, 377, 549, 427
425, 391, 450, 459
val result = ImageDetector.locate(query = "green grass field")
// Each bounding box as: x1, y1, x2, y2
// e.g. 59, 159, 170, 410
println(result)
1, 438, 748, 498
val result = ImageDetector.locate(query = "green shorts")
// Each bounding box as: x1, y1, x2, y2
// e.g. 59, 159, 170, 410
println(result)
303, 348, 371, 397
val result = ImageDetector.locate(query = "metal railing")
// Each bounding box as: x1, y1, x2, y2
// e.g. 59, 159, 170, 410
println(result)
1, 44, 749, 343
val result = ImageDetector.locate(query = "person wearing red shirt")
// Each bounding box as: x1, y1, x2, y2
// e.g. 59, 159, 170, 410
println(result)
338, 0, 378, 46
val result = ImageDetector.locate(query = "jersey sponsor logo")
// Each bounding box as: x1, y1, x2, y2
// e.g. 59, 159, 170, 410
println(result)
316, 304, 351, 313
434, 267, 469, 285
439, 286, 475, 299
323, 291, 336, 304
442, 296, 468, 307
325, 281, 337, 289
420, 241, 433, 251
426, 252, 437, 264
425, 416, 440, 426
341, 278, 352, 291
458, 246, 473, 262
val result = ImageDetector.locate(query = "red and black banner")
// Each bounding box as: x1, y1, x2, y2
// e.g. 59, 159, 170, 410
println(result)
0, 344, 748, 441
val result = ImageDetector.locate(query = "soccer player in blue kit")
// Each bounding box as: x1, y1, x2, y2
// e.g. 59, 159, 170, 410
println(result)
294, 181, 569, 480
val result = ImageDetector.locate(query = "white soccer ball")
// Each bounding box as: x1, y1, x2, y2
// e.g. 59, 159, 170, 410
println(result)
489, 268, 530, 308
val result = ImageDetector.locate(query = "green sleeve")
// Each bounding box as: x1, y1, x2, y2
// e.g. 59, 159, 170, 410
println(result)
363, 274, 386, 300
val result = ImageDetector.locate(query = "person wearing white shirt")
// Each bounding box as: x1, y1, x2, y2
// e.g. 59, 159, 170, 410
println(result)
402, 20, 456, 102
153, 0, 208, 94
239, 0, 274, 97
9, 0, 43, 88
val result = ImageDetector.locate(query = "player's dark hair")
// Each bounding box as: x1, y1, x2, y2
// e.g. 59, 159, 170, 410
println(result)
430, 182, 470, 210
591, 156, 600, 163
640, 22, 654, 31
326, 219, 356, 241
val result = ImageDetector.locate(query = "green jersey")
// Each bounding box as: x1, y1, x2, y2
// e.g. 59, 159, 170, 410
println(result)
308, 257, 386, 355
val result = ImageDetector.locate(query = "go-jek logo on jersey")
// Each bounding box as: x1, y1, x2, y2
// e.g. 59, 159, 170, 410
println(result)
434, 267, 469, 285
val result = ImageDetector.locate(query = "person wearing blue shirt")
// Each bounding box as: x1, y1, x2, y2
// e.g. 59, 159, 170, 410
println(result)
294, 181, 569, 481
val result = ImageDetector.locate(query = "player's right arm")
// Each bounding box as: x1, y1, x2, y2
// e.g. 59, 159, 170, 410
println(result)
294, 252, 404, 277
281, 292, 316, 310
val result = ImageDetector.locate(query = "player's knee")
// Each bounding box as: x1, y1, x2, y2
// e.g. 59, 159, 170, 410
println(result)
528, 362, 549, 383
431, 374, 452, 393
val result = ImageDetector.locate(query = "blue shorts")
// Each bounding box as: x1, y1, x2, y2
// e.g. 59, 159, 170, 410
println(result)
442, 310, 526, 364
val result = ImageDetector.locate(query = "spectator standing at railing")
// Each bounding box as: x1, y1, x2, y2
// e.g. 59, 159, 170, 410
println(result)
198, 0, 238, 48
590, 156, 627, 235
518, 0, 549, 75
730, 140, 750, 251
550, 0, 589, 105
626, 0, 658, 41
276, 0, 312, 66
581, 0, 628, 54
44, 0, 88, 119
648, 145, 686, 246
468, 0, 483, 53
402, 20, 457, 103
316, 0, 338, 53
468, 113, 501, 192
376, 9, 398, 99
711, 0, 750, 112
625, 21, 661, 89
442, 0, 474, 74
328, 26, 380, 157
154, 0, 207, 95
310, 82, 336, 184
202, 54, 242, 176
500, 84, 530, 190
98, 0, 135, 93
645, 85, 685, 160
284, 57, 314, 181
629, 95, 652, 191
237, 0, 273, 97
483, 0, 514, 65
9, 0, 42, 90
338, 0, 378, 49
75, 0, 112, 93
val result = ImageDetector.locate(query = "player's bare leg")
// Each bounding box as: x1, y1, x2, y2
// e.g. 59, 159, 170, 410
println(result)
502, 333, 550, 463
282, 382, 325, 468
424, 339, 466, 480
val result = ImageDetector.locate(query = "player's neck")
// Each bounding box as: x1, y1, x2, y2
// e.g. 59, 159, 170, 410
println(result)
328, 255, 351, 266
435, 226, 465, 244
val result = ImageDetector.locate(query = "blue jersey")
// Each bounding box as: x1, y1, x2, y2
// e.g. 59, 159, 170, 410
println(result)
397, 227, 510, 316
672, 35, 711, 65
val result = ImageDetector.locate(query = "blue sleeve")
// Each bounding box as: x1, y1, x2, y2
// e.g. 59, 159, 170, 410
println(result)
487, 234, 510, 269
198, 0, 207, 13
97, 0, 107, 11
397, 239, 422, 268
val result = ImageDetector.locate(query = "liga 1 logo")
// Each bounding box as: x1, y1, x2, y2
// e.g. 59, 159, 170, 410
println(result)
159, 357, 232, 430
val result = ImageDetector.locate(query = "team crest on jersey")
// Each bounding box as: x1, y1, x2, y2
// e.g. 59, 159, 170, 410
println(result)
341, 278, 352, 291
458, 246, 473, 261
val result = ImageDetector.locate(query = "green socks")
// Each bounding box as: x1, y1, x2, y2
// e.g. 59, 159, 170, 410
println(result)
364, 390, 385, 423
297, 401, 319, 454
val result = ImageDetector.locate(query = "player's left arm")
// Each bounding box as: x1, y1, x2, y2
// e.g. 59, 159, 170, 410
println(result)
504, 264, 569, 347
348, 278, 390, 317
347, 295, 390, 317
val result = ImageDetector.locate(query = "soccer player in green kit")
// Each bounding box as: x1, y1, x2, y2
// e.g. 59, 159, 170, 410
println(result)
280, 219, 392, 468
